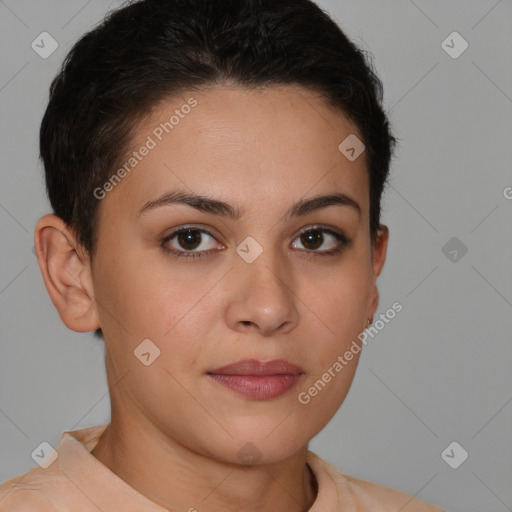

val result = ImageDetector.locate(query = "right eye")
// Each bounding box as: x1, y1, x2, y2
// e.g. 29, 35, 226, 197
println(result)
161, 227, 224, 259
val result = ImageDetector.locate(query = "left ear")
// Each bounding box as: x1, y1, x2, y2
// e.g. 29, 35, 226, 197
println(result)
367, 224, 389, 321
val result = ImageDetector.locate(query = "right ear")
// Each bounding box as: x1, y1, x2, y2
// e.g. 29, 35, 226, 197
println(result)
34, 214, 100, 333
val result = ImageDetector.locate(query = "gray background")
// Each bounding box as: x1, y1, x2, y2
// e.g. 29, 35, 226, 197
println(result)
1, 1, 511, 511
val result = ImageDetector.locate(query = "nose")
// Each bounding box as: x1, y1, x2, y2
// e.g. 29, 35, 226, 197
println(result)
224, 244, 300, 337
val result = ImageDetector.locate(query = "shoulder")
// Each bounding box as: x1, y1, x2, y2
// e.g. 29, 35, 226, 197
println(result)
0, 474, 55, 512
341, 473, 444, 511
0, 425, 113, 512
307, 451, 445, 512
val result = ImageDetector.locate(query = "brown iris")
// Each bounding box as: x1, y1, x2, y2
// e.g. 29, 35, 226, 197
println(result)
300, 229, 324, 250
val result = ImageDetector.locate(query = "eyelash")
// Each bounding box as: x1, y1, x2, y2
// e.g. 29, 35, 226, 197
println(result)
160, 225, 351, 260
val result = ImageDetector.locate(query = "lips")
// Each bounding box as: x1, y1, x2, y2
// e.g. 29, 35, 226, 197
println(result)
207, 359, 304, 400
208, 359, 304, 376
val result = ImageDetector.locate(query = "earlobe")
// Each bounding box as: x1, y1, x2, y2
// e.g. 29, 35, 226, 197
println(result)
34, 214, 100, 333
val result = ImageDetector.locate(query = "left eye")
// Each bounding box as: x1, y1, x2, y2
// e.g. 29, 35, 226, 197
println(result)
161, 226, 349, 259
291, 227, 348, 253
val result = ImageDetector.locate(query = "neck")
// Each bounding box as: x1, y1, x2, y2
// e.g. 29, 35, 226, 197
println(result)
91, 414, 318, 512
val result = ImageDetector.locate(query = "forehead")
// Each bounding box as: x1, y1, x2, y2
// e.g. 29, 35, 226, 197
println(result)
103, 84, 369, 219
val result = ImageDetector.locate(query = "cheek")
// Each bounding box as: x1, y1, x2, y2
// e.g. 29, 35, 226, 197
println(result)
93, 249, 183, 333
307, 263, 371, 333
294, 330, 361, 444
300, 259, 371, 402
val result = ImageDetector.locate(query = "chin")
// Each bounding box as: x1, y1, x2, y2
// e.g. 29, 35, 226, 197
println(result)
198, 428, 310, 467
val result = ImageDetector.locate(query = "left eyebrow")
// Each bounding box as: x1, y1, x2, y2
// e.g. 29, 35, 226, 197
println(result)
137, 189, 361, 219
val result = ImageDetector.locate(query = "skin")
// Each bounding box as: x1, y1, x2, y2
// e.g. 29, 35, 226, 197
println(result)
35, 84, 388, 512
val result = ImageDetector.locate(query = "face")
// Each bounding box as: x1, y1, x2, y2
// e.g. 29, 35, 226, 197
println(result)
88, 84, 387, 465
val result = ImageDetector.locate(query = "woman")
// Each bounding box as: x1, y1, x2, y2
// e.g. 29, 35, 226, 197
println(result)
0, 0, 444, 510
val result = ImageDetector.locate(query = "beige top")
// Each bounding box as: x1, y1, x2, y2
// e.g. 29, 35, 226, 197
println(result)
0, 424, 444, 511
